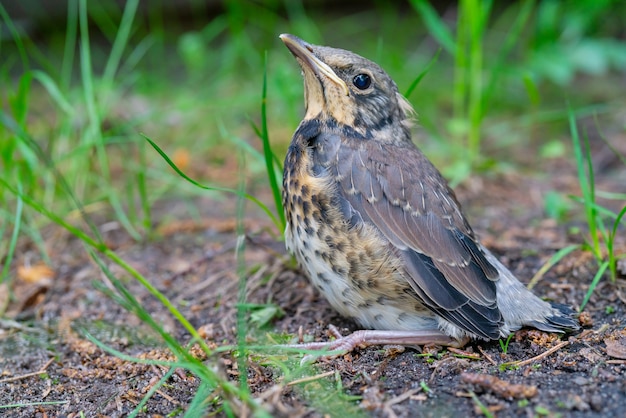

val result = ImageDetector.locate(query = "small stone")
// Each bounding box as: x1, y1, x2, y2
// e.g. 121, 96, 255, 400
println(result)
564, 394, 590, 411
572, 376, 588, 386
590, 394, 604, 412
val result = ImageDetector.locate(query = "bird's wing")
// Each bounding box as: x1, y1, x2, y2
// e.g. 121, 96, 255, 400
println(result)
313, 132, 503, 339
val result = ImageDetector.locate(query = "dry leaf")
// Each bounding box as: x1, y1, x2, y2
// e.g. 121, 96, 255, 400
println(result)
17, 263, 55, 284
605, 336, 626, 359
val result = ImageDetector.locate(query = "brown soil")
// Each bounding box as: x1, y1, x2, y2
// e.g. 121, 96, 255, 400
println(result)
1, 137, 626, 417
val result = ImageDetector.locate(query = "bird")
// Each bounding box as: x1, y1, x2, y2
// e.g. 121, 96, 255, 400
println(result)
279, 33, 580, 352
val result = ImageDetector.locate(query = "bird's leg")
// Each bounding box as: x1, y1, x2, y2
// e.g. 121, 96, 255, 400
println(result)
285, 324, 469, 354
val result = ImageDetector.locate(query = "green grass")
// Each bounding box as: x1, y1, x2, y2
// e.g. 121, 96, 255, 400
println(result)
567, 109, 626, 310
529, 106, 626, 310
1, 0, 626, 415
498, 334, 513, 355
470, 391, 495, 418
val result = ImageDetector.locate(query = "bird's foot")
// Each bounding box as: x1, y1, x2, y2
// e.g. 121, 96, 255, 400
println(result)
284, 325, 468, 362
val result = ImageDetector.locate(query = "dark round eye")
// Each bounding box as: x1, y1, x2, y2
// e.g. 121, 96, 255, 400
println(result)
352, 73, 371, 90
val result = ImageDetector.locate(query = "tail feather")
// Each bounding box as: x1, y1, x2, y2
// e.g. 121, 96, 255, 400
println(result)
481, 246, 581, 336
529, 303, 581, 333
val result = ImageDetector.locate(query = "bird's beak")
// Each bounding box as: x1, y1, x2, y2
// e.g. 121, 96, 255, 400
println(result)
280, 34, 350, 97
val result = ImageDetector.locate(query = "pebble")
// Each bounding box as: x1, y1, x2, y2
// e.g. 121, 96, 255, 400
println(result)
590, 394, 604, 412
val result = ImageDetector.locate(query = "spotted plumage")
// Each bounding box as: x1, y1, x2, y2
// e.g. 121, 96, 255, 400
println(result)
280, 34, 579, 348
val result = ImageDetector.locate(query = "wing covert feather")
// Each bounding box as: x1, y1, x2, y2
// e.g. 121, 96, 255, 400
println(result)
312, 132, 503, 338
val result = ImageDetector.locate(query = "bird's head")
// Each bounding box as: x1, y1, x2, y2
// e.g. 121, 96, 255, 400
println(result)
280, 34, 414, 140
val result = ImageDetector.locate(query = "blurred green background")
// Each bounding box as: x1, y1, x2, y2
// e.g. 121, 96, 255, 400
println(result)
1, 0, 625, 258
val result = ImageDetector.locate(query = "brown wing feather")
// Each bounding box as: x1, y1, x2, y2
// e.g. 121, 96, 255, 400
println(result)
313, 131, 503, 338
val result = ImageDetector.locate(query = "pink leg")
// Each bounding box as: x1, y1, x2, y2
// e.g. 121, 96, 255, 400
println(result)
286, 325, 468, 353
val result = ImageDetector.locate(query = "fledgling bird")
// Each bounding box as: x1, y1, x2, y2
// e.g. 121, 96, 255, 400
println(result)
279, 34, 580, 351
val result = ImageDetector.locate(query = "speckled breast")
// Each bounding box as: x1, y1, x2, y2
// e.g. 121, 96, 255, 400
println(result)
282, 145, 435, 331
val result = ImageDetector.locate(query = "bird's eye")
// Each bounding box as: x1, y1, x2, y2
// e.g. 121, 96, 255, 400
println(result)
352, 73, 371, 90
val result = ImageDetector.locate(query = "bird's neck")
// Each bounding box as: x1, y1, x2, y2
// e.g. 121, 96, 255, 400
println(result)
293, 116, 413, 150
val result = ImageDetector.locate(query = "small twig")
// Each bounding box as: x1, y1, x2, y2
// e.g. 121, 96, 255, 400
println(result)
506, 341, 569, 368
462, 373, 537, 399
429, 357, 461, 383
155, 389, 179, 405
0, 319, 40, 332
245, 233, 288, 259
595, 323, 610, 334
448, 347, 480, 360
384, 388, 422, 407
286, 370, 335, 386
607, 360, 626, 365
477, 346, 497, 366
381, 405, 399, 418
255, 384, 283, 402
0, 357, 55, 383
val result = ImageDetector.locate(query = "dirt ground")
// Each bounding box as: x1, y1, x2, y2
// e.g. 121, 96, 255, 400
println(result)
1, 129, 626, 417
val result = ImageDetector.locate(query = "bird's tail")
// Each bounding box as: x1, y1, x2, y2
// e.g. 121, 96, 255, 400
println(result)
481, 246, 581, 336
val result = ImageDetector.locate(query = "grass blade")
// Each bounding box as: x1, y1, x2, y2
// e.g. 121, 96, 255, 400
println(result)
259, 51, 286, 230
102, 0, 139, 86
79, 0, 141, 241
0, 3, 29, 70
0, 109, 103, 243
527, 244, 580, 290
409, 0, 456, 54
483, 0, 536, 107
235, 151, 249, 394
579, 261, 609, 311
404, 48, 441, 100
142, 134, 281, 231
31, 70, 74, 115
61, 0, 78, 89
568, 106, 599, 259
608, 205, 626, 281
0, 182, 23, 285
